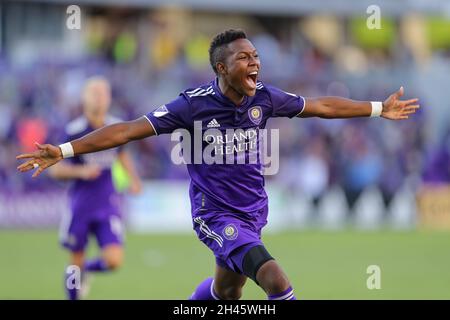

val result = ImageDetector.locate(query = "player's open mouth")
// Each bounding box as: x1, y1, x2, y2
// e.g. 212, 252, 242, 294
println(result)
246, 71, 258, 89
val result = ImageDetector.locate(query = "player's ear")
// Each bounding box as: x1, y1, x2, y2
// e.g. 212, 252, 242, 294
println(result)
216, 62, 227, 75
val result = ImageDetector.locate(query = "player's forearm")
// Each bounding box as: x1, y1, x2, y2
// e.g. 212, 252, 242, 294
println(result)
303, 97, 374, 119
68, 122, 130, 156
64, 117, 154, 158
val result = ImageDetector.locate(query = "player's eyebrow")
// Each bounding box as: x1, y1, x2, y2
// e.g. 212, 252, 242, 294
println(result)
236, 50, 258, 55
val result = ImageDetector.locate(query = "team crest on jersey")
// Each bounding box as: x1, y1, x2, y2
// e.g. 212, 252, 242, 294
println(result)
153, 105, 169, 117
248, 106, 262, 125
222, 224, 238, 240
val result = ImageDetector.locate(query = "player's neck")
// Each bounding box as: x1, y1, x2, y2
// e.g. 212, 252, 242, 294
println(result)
218, 77, 245, 106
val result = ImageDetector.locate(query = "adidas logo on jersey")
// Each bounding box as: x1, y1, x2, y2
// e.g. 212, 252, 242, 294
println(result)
207, 119, 221, 128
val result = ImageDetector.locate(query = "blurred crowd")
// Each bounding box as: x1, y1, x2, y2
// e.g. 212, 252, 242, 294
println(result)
1, 10, 449, 211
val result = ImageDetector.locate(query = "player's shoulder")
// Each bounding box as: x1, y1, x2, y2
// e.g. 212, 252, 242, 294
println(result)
65, 116, 88, 136
183, 82, 215, 101
255, 80, 269, 94
256, 81, 285, 95
256, 81, 300, 100
253, 81, 274, 102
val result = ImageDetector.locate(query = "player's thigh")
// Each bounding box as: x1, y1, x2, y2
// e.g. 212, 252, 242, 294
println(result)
59, 212, 90, 254
93, 214, 124, 249
193, 215, 263, 272
93, 214, 124, 269
214, 263, 247, 300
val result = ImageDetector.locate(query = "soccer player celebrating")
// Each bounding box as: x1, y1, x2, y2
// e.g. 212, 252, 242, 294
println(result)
17, 30, 419, 300
48, 77, 142, 300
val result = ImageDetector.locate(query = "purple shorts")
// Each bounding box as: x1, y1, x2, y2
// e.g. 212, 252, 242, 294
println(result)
192, 206, 268, 274
59, 210, 123, 252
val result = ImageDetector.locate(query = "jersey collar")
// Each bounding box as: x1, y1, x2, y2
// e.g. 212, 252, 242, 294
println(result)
212, 78, 250, 108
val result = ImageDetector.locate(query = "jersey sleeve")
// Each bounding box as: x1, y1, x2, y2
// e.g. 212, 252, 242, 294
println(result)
267, 85, 305, 118
144, 95, 191, 135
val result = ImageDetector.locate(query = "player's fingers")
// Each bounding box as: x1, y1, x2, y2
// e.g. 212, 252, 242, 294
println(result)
404, 104, 420, 108
395, 86, 404, 98
18, 164, 34, 173
16, 153, 38, 160
21, 162, 40, 172
32, 163, 47, 178
17, 159, 37, 171
403, 105, 420, 112
17, 165, 33, 172
402, 109, 417, 115
36, 142, 52, 152
35, 142, 45, 150
32, 168, 42, 178
402, 98, 419, 106
18, 158, 45, 172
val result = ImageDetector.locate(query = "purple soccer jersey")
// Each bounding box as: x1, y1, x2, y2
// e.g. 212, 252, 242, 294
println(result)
145, 79, 305, 272
145, 79, 305, 214
60, 115, 124, 252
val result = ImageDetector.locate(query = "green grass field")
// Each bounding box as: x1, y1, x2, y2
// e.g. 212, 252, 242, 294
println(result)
1, 230, 450, 299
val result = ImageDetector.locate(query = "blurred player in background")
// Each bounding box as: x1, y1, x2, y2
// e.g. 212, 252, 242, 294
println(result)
17, 30, 418, 300
48, 76, 142, 300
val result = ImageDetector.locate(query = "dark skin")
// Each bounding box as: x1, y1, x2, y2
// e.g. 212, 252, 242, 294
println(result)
17, 37, 419, 299
216, 39, 261, 105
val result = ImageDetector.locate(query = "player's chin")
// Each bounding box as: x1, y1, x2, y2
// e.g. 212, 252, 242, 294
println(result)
242, 86, 257, 97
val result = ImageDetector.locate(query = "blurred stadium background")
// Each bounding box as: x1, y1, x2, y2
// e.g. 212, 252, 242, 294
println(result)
1, 0, 450, 299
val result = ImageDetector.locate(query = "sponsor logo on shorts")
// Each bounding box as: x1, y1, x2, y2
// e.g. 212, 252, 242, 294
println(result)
222, 224, 238, 240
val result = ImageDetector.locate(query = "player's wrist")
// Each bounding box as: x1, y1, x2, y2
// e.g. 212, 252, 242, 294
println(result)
59, 142, 74, 158
370, 101, 383, 117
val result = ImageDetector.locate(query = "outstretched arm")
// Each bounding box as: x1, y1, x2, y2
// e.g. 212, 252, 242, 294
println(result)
17, 116, 155, 178
299, 86, 419, 120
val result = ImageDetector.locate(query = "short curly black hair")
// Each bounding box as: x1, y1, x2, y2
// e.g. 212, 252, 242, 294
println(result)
209, 29, 247, 75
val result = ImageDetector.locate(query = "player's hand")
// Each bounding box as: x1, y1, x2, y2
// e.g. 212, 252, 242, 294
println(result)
128, 178, 142, 195
79, 164, 102, 180
16, 142, 63, 178
382, 86, 420, 120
